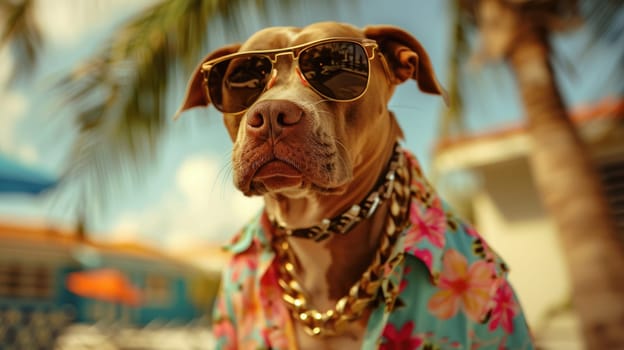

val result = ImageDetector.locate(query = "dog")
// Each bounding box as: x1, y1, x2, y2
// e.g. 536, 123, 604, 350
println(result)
177, 22, 534, 350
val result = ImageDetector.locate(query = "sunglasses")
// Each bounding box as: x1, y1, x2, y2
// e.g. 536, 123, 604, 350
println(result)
200, 38, 381, 114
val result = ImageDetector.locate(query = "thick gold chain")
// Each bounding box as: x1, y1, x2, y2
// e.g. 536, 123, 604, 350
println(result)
273, 149, 413, 337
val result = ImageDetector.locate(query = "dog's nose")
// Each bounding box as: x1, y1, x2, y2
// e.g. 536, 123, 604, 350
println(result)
246, 100, 304, 137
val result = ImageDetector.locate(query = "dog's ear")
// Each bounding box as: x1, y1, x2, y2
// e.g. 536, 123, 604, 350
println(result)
364, 25, 448, 104
174, 44, 242, 119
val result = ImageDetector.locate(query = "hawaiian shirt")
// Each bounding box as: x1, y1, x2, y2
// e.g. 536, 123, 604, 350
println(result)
212, 149, 535, 349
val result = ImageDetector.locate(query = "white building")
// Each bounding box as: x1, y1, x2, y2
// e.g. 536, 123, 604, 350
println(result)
433, 97, 623, 349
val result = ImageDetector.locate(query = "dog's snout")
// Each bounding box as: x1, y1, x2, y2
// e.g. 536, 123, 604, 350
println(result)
246, 100, 305, 137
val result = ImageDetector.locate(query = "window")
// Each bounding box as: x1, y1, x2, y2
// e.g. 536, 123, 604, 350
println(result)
144, 274, 171, 305
0, 262, 52, 299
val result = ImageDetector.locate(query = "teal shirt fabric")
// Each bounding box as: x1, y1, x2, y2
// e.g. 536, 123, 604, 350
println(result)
212, 149, 535, 349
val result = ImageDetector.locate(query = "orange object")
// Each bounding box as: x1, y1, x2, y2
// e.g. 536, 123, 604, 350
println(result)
66, 268, 142, 306
295, 67, 309, 87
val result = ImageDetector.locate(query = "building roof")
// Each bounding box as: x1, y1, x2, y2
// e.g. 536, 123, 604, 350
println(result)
0, 219, 206, 273
0, 154, 57, 195
433, 96, 624, 173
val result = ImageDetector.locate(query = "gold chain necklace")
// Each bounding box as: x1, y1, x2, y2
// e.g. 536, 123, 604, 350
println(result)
273, 145, 405, 242
273, 149, 413, 337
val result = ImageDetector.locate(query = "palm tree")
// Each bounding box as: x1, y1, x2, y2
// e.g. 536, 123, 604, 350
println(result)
457, 0, 624, 348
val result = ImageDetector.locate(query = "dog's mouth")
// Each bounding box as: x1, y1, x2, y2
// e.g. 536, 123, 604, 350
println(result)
251, 160, 304, 192
245, 157, 349, 196
234, 136, 352, 197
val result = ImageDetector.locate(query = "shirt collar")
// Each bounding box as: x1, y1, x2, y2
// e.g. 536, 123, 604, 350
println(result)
223, 149, 505, 285
400, 150, 446, 282
224, 211, 273, 255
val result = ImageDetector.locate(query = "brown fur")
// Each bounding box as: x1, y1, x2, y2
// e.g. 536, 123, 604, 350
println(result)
178, 22, 445, 349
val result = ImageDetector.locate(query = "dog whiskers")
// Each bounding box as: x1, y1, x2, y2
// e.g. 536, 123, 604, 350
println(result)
300, 99, 333, 113
334, 139, 351, 176
216, 152, 235, 197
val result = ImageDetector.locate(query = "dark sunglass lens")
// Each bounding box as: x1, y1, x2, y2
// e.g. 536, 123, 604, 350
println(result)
299, 42, 369, 100
208, 55, 272, 113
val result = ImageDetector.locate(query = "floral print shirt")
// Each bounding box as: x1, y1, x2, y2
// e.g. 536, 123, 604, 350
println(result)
212, 149, 534, 349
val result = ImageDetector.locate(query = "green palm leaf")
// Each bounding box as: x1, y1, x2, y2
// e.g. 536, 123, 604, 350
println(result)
2, 0, 346, 222
458, 0, 624, 75
52, 0, 335, 220
0, 0, 42, 85
54, 0, 238, 216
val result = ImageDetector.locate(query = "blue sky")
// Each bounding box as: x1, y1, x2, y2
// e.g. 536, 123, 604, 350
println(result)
0, 0, 621, 253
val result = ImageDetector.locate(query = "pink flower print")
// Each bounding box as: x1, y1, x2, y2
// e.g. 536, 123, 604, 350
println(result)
450, 341, 462, 348
412, 248, 433, 271
262, 327, 290, 350
380, 321, 423, 350
260, 263, 291, 324
213, 292, 228, 319
230, 276, 262, 341
406, 198, 447, 248
488, 281, 518, 333
213, 317, 237, 350
231, 249, 258, 281
465, 224, 479, 238
427, 249, 496, 322
398, 265, 413, 294
404, 151, 422, 172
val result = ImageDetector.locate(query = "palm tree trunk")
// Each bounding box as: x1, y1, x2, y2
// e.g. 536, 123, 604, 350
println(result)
508, 31, 624, 349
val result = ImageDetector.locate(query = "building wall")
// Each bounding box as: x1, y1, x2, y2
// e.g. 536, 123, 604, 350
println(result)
470, 158, 584, 347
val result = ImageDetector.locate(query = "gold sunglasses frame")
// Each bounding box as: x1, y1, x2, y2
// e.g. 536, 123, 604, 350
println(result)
200, 37, 384, 114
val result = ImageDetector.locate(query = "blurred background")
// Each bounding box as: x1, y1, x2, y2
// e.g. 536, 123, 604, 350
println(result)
0, 0, 622, 349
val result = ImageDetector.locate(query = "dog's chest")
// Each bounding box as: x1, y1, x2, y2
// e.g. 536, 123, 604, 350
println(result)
287, 240, 372, 349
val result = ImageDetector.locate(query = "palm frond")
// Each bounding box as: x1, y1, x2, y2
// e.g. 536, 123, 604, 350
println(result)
54, 0, 343, 222
0, 0, 42, 84
578, 0, 624, 92
458, 0, 582, 31
579, 0, 623, 40
457, 0, 623, 91
55, 0, 242, 218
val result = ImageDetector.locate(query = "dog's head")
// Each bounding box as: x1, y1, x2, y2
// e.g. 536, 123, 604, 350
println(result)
178, 22, 445, 200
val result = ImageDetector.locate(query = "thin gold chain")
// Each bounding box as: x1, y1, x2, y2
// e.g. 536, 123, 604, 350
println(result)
273, 149, 412, 337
